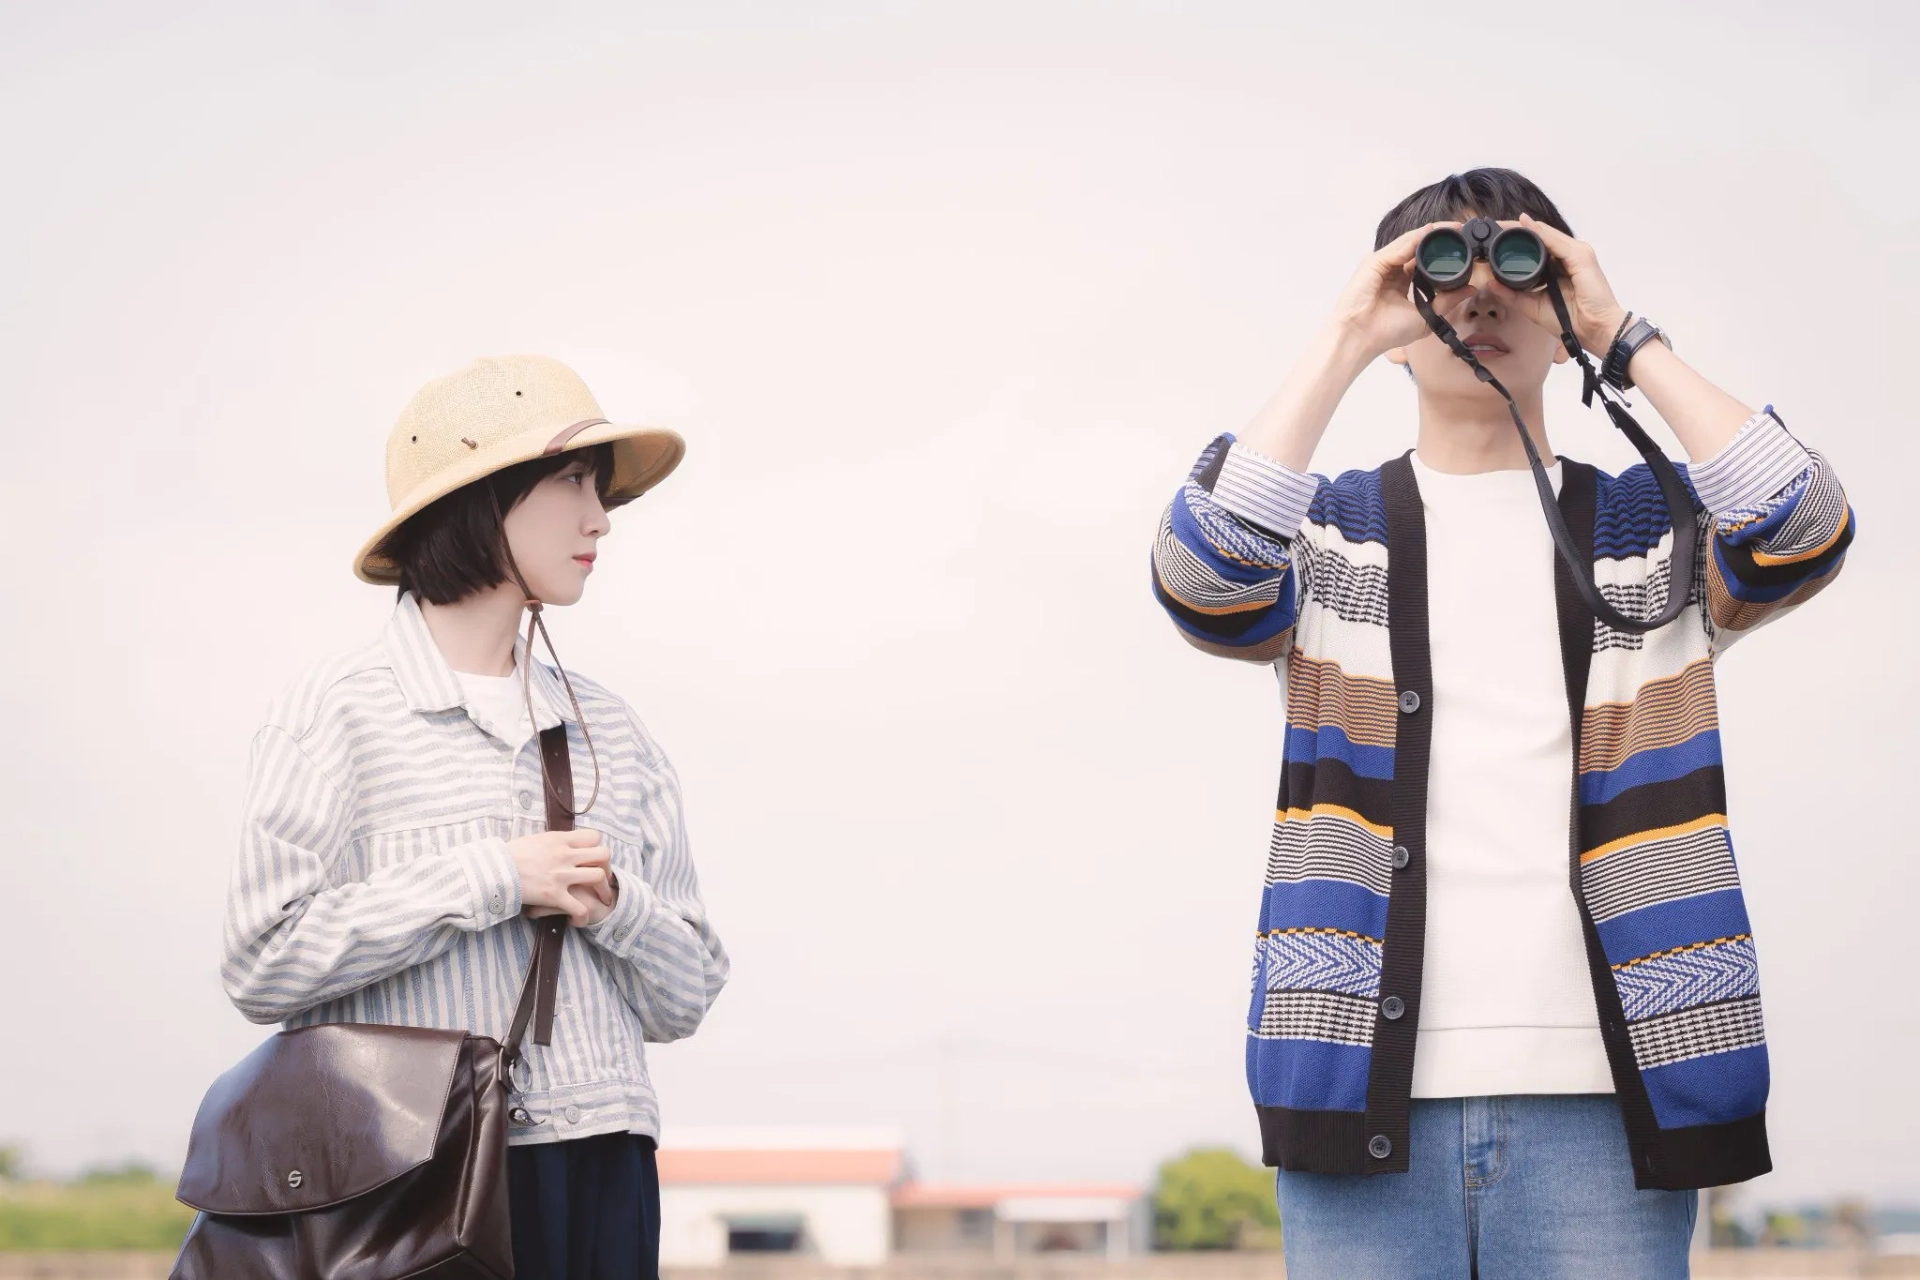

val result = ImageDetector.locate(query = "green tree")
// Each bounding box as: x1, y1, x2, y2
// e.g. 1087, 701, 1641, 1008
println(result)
0, 1146, 22, 1181
1152, 1147, 1282, 1250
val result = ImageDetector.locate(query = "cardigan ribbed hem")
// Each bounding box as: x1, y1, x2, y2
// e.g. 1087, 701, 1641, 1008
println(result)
1254, 1102, 1770, 1189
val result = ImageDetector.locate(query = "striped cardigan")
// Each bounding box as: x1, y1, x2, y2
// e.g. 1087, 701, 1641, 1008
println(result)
1151, 410, 1852, 1189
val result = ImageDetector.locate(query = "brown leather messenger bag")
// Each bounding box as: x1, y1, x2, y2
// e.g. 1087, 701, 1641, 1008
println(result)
169, 723, 577, 1279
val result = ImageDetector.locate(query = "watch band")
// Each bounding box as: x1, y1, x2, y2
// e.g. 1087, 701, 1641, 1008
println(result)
1602, 317, 1671, 392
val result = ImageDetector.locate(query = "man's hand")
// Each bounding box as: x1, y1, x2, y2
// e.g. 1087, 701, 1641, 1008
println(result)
1330, 221, 1462, 359
509, 829, 611, 928
1492, 213, 1630, 357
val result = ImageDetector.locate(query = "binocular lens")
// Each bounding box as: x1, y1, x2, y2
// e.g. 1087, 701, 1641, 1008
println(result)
1491, 231, 1546, 286
1416, 230, 1471, 284
1414, 223, 1551, 291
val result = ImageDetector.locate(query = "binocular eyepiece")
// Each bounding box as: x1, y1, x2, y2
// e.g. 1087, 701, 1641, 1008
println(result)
1414, 217, 1550, 292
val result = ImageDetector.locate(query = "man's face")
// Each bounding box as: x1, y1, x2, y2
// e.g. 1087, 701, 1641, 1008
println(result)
1388, 221, 1565, 400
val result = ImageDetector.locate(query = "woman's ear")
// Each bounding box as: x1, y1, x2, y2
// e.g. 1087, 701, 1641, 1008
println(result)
1386, 347, 1409, 367
1552, 342, 1570, 366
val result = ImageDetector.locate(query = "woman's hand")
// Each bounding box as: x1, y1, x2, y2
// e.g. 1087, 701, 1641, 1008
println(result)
510, 829, 611, 927
1493, 213, 1631, 357
526, 867, 619, 928
1329, 222, 1460, 359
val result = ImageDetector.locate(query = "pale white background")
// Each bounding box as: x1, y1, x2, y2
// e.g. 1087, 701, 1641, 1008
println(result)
2, 1, 1913, 1207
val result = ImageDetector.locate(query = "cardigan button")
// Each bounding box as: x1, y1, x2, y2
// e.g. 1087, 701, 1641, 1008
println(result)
1392, 846, 1410, 870
1380, 996, 1406, 1020
1369, 1134, 1393, 1160
1398, 690, 1422, 715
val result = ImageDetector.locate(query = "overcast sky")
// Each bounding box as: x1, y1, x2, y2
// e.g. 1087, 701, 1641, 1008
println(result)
2, 1, 1914, 1207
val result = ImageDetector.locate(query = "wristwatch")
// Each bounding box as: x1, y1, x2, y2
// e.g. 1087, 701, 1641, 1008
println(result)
1601, 317, 1672, 392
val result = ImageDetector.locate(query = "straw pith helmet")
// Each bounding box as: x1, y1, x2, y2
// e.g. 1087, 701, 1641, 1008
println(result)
353, 355, 684, 585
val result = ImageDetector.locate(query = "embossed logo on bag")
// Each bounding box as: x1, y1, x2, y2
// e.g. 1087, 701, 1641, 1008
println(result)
287, 1169, 304, 1189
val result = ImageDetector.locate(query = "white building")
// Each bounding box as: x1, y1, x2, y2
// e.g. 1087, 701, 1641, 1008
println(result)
658, 1127, 905, 1267
658, 1127, 1151, 1267
894, 1181, 1150, 1260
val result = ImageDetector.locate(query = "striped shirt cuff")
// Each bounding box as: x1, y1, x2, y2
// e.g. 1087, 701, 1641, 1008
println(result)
459, 836, 523, 928
586, 874, 658, 954
1213, 442, 1319, 538
1689, 408, 1814, 515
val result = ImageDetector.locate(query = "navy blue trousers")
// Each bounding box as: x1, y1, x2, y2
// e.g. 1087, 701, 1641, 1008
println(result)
507, 1134, 661, 1280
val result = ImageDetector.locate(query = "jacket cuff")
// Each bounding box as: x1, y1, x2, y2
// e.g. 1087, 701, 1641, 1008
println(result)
458, 836, 523, 928
1689, 408, 1814, 514
1213, 442, 1319, 538
585, 872, 658, 955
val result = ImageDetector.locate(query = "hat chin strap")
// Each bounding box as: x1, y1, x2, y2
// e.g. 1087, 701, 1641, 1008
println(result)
487, 485, 603, 816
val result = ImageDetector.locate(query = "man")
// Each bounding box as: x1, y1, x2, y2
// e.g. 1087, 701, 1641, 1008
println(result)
1150, 169, 1852, 1278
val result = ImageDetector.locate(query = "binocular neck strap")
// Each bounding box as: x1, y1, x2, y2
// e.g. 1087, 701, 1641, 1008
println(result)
1408, 279, 1698, 637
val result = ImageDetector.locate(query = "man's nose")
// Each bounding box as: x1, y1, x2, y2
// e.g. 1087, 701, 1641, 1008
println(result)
1459, 265, 1503, 318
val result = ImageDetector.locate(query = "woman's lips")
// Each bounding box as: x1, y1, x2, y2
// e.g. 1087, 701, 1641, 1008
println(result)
574, 555, 596, 569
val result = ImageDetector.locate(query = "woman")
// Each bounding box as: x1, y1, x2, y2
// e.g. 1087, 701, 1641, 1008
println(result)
221, 354, 729, 1278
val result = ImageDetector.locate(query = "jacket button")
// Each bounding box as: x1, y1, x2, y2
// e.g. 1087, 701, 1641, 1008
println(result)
518, 790, 534, 810
488, 893, 504, 914
1398, 690, 1421, 715
1392, 845, 1410, 870
565, 1105, 581, 1124
1369, 1134, 1393, 1160
1380, 996, 1405, 1020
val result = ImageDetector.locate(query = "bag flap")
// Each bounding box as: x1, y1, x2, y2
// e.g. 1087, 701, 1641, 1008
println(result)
176, 1022, 470, 1215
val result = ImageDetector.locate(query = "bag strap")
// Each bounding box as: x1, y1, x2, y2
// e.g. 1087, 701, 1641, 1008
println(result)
1410, 277, 1699, 636
502, 724, 575, 1064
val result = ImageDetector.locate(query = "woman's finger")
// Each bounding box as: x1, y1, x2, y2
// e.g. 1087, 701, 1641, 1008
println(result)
567, 841, 610, 867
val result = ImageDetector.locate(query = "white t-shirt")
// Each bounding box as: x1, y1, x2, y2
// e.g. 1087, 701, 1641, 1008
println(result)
457, 666, 534, 749
1408, 452, 1614, 1097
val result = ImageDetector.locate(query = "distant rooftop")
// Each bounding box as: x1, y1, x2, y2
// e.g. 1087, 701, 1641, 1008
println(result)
659, 1147, 905, 1186
657, 1128, 909, 1186
893, 1183, 1145, 1209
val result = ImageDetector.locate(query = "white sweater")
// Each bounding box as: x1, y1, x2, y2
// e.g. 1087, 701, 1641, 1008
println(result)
1408, 452, 1613, 1098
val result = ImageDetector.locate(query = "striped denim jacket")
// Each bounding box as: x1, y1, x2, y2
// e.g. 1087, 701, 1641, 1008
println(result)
1150, 410, 1853, 1189
222, 592, 728, 1145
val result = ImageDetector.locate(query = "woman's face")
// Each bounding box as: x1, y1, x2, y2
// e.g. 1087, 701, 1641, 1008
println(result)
500, 456, 608, 606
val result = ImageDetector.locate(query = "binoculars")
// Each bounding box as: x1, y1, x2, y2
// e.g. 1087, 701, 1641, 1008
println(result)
1414, 217, 1550, 291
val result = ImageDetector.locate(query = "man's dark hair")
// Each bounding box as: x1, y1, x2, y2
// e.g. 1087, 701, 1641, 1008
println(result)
1374, 168, 1575, 251
382, 443, 616, 604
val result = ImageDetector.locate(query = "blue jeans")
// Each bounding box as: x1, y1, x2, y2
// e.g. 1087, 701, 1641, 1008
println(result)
1276, 1096, 1697, 1279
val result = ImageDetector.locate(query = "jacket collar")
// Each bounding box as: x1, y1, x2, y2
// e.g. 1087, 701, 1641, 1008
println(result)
383, 592, 577, 727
